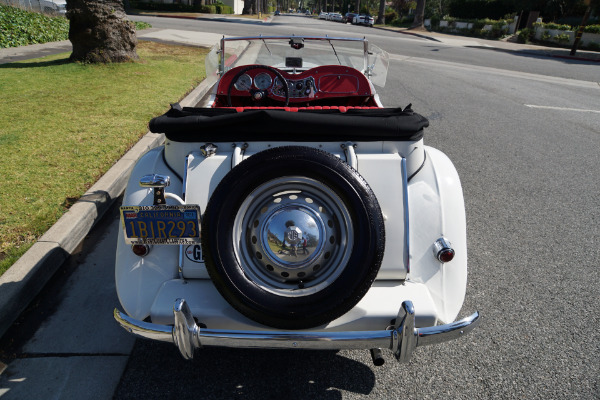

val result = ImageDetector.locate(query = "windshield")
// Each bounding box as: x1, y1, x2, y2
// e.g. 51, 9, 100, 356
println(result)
205, 36, 389, 88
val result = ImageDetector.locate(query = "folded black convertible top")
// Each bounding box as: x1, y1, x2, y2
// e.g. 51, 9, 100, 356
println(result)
149, 105, 429, 142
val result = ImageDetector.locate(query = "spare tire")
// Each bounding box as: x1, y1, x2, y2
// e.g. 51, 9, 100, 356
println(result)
201, 146, 385, 329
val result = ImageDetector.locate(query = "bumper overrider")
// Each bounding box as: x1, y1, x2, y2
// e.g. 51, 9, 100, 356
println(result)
114, 299, 479, 364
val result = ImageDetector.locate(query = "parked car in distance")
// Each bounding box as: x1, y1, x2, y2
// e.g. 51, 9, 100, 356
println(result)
345, 12, 357, 23
353, 14, 374, 26
329, 13, 343, 22
319, 11, 328, 19
274, 10, 280, 15
305, 10, 311, 15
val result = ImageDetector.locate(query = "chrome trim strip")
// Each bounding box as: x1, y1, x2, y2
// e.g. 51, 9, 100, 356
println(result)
178, 155, 191, 279
114, 300, 480, 363
113, 309, 173, 343
401, 157, 410, 274
417, 312, 480, 347
182, 155, 190, 202
342, 142, 357, 170
232, 143, 247, 168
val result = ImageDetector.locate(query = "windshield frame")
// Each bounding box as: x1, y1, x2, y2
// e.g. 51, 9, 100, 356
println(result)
218, 36, 369, 75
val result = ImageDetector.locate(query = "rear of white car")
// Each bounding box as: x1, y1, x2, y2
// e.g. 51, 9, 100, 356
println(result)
113, 36, 479, 366
353, 15, 374, 26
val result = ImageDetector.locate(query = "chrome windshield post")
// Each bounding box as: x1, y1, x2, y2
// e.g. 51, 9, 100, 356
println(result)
363, 37, 369, 75
220, 36, 226, 75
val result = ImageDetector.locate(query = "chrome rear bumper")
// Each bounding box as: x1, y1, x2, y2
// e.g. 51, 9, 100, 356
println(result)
114, 299, 479, 363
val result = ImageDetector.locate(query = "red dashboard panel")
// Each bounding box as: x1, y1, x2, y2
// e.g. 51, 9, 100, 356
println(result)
318, 75, 359, 94
214, 65, 374, 107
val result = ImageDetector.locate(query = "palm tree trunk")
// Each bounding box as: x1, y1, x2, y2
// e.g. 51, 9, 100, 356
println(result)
67, 0, 138, 63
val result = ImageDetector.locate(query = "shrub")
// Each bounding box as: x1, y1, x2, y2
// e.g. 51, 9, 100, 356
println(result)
555, 33, 570, 43
135, 21, 152, 30
583, 25, 600, 34
0, 5, 68, 48
544, 22, 572, 31
586, 42, 600, 51
215, 4, 233, 14
132, 1, 195, 12
390, 17, 413, 27
541, 30, 551, 41
517, 28, 533, 43
384, 10, 397, 22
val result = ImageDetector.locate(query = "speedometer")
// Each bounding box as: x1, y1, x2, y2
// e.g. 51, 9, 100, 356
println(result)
254, 73, 272, 90
234, 74, 252, 91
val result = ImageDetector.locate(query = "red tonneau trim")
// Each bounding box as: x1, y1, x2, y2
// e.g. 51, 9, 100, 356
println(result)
225, 106, 383, 113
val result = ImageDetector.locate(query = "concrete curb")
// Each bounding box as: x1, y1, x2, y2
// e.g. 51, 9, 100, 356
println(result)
0, 76, 214, 339
136, 12, 273, 24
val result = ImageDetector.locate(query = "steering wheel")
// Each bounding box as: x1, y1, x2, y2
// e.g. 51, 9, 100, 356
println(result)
227, 65, 290, 107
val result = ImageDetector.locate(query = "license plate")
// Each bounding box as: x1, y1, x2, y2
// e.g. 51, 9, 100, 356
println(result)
120, 205, 201, 245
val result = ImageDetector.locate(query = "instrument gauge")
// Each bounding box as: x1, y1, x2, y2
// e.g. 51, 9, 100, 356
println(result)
254, 73, 273, 90
234, 74, 252, 91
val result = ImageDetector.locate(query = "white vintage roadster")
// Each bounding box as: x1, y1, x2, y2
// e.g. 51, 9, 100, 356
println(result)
114, 35, 479, 365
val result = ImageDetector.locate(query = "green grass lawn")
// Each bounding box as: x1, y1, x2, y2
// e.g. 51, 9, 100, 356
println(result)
0, 41, 208, 275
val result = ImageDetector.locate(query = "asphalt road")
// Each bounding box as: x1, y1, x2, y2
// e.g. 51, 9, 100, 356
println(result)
2, 14, 599, 400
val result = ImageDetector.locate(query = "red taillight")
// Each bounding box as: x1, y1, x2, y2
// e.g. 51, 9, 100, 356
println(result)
437, 248, 455, 263
433, 238, 455, 263
131, 244, 151, 257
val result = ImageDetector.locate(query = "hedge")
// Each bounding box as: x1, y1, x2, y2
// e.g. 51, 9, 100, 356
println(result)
534, 21, 600, 34
0, 5, 69, 48
1, 5, 151, 48
131, 1, 233, 14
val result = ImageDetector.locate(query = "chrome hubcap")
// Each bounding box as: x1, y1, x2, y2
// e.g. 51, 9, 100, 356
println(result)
233, 177, 353, 296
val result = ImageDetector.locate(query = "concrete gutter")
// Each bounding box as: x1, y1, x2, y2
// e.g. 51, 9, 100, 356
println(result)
0, 66, 214, 339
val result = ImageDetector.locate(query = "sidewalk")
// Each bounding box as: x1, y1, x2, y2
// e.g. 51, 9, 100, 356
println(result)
387, 26, 600, 62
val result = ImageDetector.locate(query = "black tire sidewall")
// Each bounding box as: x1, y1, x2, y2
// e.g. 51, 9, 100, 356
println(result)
202, 146, 385, 329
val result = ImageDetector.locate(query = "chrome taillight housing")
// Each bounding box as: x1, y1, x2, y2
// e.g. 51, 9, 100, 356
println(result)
433, 237, 455, 263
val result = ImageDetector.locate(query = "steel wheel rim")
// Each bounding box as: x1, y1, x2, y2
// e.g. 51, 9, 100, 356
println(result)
233, 176, 354, 297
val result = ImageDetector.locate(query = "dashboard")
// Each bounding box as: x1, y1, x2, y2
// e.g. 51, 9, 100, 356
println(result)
214, 64, 375, 107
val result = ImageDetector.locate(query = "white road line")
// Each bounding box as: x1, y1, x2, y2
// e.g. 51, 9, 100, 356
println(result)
525, 105, 600, 113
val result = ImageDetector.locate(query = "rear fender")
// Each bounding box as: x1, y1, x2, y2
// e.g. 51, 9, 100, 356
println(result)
115, 147, 182, 320
407, 146, 468, 323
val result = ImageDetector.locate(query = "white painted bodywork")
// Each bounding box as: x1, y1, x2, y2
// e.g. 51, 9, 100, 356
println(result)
116, 140, 467, 327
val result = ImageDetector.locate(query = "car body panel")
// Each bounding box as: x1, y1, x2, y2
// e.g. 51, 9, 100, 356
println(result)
114, 36, 478, 362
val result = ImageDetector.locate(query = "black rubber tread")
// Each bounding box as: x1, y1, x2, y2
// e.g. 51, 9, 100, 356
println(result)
201, 146, 385, 329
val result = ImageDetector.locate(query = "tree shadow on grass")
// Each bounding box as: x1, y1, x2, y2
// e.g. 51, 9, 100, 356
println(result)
0, 57, 71, 69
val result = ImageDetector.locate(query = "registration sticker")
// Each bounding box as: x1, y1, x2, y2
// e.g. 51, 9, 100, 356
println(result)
120, 205, 201, 245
